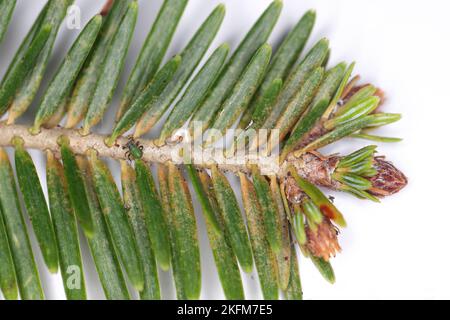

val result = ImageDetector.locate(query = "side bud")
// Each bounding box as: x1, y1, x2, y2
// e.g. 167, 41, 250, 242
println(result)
369, 157, 408, 197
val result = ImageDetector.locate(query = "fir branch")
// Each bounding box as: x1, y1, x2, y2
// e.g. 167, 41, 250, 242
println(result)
0, 0, 408, 300
0, 123, 406, 197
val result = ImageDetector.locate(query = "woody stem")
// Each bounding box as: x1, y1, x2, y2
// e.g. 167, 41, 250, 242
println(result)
0, 122, 338, 184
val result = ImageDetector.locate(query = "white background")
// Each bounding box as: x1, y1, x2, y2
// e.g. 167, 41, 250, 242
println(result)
1, 0, 450, 300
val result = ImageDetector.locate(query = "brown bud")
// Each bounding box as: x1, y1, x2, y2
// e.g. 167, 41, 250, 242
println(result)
369, 157, 408, 197
305, 218, 341, 261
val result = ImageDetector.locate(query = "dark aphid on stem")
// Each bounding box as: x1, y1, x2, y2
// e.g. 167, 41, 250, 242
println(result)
122, 136, 144, 161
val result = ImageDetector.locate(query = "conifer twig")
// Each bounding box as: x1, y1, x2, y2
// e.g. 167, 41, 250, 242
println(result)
0, 123, 406, 198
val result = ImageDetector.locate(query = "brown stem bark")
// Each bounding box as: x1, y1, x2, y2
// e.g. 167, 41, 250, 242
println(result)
0, 123, 408, 196
0, 123, 338, 187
